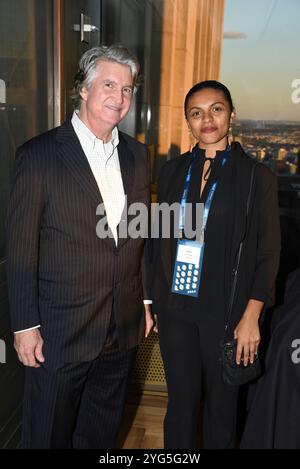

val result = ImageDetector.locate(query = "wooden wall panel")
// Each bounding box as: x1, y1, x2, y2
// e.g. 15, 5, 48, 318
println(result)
157, 0, 225, 159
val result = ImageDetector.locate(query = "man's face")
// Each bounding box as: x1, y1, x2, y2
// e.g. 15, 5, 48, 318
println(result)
80, 60, 134, 130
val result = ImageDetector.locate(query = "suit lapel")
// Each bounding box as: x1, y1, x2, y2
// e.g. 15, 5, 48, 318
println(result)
56, 119, 102, 206
117, 133, 136, 249
118, 133, 135, 205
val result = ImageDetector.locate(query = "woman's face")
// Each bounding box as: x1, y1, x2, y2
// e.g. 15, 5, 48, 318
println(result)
186, 88, 233, 149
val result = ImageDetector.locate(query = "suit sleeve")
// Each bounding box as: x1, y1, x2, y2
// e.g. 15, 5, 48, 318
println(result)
250, 168, 281, 306
6, 145, 44, 331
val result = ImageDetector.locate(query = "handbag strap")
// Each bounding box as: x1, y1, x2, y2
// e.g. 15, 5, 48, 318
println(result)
223, 161, 259, 340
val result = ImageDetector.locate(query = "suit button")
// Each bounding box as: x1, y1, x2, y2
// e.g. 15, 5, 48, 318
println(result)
114, 248, 119, 256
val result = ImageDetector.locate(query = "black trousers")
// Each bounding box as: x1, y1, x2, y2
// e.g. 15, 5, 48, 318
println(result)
21, 319, 135, 449
158, 310, 239, 449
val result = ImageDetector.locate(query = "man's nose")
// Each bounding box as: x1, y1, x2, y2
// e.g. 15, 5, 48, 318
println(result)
113, 88, 124, 104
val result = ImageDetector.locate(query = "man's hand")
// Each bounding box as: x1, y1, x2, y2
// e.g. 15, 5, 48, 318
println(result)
153, 314, 158, 333
14, 329, 45, 368
144, 304, 154, 338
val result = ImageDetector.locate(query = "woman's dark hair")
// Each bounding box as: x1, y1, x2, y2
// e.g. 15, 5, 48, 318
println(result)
184, 80, 234, 118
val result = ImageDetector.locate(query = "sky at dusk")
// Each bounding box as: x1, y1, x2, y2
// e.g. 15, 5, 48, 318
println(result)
221, 0, 300, 121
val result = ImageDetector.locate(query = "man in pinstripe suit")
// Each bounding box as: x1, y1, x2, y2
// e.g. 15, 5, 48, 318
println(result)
6, 45, 153, 449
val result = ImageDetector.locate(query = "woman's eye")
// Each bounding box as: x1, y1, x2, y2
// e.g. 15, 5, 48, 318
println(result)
191, 111, 202, 118
212, 106, 223, 112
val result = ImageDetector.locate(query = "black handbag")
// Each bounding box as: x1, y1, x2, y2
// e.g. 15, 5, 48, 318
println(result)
221, 162, 262, 386
221, 339, 262, 386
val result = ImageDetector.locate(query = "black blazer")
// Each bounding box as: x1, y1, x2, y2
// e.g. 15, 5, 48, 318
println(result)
6, 118, 150, 365
150, 142, 281, 336
240, 268, 300, 448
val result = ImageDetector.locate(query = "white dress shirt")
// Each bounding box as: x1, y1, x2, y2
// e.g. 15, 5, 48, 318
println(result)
72, 110, 125, 246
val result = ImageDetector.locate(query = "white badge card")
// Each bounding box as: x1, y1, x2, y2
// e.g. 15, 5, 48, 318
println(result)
171, 239, 204, 297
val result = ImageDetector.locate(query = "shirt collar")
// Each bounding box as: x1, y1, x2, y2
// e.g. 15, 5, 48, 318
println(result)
71, 110, 119, 149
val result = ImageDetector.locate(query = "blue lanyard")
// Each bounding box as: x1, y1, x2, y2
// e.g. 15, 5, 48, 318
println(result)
179, 145, 230, 235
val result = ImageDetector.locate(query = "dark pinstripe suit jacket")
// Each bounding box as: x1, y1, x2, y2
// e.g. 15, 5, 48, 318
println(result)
6, 118, 150, 365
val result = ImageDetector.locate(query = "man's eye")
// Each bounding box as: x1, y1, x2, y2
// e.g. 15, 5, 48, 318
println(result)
212, 106, 222, 112
104, 82, 113, 88
123, 87, 133, 95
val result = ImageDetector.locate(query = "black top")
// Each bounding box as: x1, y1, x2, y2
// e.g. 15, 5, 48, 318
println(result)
185, 147, 235, 328
149, 142, 281, 338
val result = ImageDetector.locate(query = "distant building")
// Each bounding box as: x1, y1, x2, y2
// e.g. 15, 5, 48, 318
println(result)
259, 148, 266, 161
234, 134, 243, 146
278, 148, 288, 160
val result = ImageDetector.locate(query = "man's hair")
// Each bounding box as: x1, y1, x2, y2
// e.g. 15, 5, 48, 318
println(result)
71, 45, 141, 109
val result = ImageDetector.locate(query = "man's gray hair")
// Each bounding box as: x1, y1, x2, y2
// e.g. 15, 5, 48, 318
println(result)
71, 45, 141, 109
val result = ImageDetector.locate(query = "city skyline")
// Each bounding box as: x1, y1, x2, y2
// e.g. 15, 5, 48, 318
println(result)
221, 0, 300, 122
232, 119, 300, 175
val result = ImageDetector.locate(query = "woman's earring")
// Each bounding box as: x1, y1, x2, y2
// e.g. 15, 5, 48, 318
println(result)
188, 127, 195, 152
228, 121, 233, 146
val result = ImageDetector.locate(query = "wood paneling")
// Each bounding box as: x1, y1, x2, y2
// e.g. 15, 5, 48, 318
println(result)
157, 0, 225, 158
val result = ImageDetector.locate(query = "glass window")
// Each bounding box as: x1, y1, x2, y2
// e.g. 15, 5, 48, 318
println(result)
0, 0, 54, 261
63, 0, 101, 117
101, 0, 162, 147
221, 0, 300, 284
221, 0, 300, 177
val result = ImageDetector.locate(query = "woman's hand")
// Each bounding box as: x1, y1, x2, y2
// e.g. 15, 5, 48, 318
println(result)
233, 299, 264, 366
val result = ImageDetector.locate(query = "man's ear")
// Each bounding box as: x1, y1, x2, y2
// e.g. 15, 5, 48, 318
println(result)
80, 87, 88, 102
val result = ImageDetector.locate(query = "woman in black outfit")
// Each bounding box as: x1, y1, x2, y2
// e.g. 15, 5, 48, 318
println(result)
150, 81, 281, 449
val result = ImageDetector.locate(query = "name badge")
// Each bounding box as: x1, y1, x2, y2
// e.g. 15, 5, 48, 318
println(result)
171, 239, 204, 297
